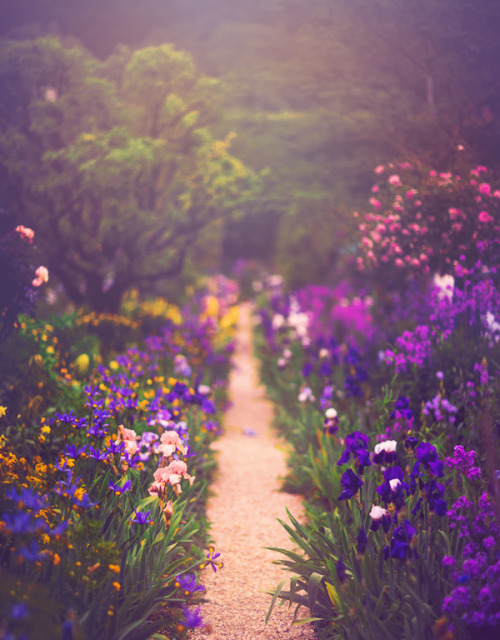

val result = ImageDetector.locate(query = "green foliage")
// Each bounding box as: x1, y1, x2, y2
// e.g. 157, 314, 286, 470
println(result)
0, 36, 257, 312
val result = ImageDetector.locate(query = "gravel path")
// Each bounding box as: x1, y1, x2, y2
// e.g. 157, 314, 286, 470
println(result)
191, 303, 316, 639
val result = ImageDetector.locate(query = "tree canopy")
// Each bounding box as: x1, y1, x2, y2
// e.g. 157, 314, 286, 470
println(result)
0, 37, 256, 311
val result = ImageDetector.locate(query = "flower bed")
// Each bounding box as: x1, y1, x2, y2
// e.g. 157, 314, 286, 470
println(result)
255, 161, 500, 640
0, 278, 238, 639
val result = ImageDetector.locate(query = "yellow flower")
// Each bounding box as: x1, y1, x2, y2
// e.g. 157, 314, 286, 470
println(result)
108, 564, 120, 573
74, 353, 90, 374
41, 425, 51, 435
0, 406, 6, 418
112, 582, 121, 591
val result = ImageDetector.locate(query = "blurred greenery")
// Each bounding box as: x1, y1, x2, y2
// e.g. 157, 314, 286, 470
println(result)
0, 37, 257, 312
1, 0, 500, 292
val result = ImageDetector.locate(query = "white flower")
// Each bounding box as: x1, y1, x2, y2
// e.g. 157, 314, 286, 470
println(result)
198, 384, 211, 395
319, 348, 330, 359
298, 387, 315, 403
389, 478, 401, 491
369, 505, 388, 520
267, 274, 283, 288
288, 310, 309, 338
325, 408, 338, 420
374, 440, 397, 455
272, 314, 285, 330
434, 273, 454, 301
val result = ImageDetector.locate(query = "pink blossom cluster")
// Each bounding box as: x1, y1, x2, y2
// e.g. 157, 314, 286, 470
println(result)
32, 265, 49, 288
357, 161, 500, 278
148, 459, 195, 497
116, 424, 139, 456
155, 430, 187, 459
15, 225, 35, 243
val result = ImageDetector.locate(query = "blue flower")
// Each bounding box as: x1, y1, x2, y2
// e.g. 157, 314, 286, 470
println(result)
75, 492, 96, 509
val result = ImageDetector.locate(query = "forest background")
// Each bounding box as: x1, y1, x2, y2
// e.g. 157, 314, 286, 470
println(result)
2, 0, 500, 303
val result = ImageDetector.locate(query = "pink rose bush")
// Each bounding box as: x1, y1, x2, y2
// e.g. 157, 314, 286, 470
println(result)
357, 161, 500, 281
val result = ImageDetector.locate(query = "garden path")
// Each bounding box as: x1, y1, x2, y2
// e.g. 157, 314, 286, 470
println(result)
191, 303, 315, 639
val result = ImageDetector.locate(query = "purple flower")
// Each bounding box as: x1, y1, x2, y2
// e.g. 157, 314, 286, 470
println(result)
181, 605, 204, 629
175, 573, 205, 595
55, 411, 77, 424
357, 526, 368, 555
411, 442, 444, 477
337, 431, 372, 474
390, 520, 416, 560
109, 480, 132, 495
338, 469, 364, 501
88, 446, 108, 461
64, 443, 88, 459
10, 602, 28, 619
129, 508, 152, 525
202, 545, 223, 572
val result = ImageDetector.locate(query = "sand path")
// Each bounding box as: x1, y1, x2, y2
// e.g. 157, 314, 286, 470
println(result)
192, 303, 315, 639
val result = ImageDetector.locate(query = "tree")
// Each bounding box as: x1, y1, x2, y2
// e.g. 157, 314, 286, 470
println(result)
0, 37, 256, 312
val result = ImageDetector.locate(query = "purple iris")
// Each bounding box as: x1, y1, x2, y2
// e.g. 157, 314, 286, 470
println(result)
337, 431, 372, 474
55, 410, 77, 424
109, 480, 132, 495
411, 442, 444, 477
175, 573, 205, 594
376, 466, 409, 510
130, 508, 152, 525
336, 558, 347, 583
64, 443, 88, 459
338, 469, 364, 501
390, 520, 417, 560
182, 605, 204, 629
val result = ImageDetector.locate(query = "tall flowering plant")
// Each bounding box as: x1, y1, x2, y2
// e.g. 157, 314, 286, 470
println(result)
267, 409, 499, 639
0, 223, 48, 344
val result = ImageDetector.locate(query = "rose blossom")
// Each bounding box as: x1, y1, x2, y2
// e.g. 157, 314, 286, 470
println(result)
32, 266, 49, 287
15, 225, 35, 242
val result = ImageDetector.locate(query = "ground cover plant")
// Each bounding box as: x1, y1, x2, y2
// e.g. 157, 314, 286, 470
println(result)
256, 160, 500, 640
0, 270, 238, 639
